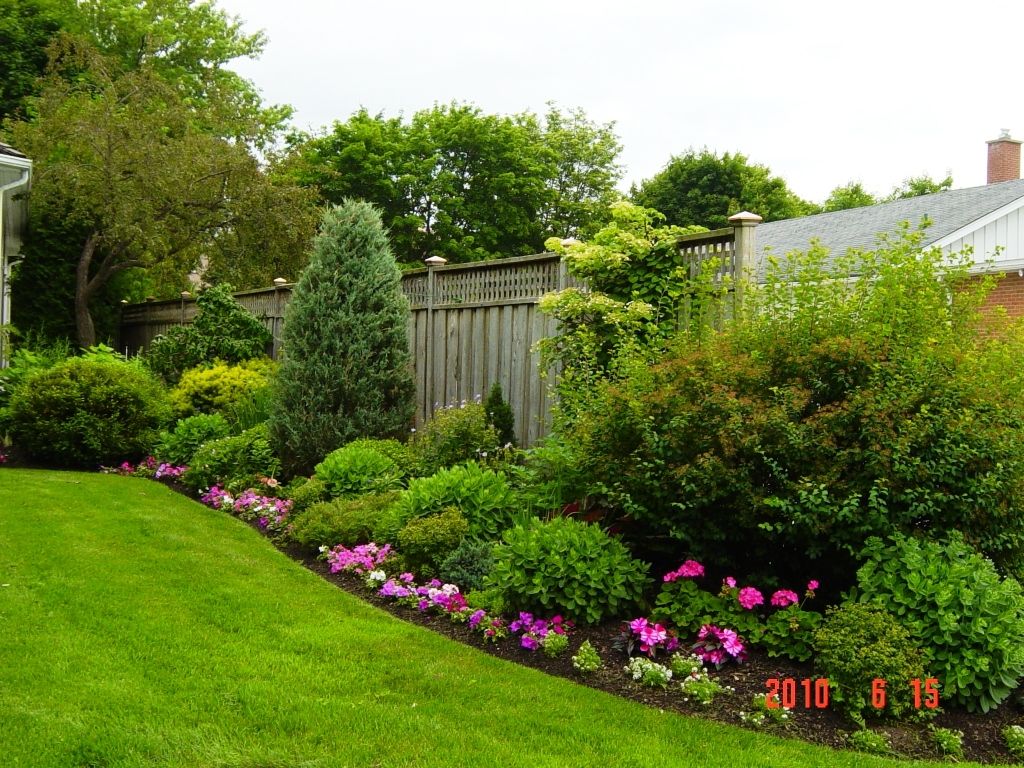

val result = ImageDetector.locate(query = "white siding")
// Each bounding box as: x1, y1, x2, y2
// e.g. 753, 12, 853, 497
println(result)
941, 206, 1024, 268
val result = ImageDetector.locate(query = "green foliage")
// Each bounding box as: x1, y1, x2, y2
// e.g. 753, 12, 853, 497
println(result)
290, 492, 401, 550
541, 632, 569, 659
631, 148, 818, 229
510, 436, 591, 515
390, 463, 519, 543
0, 0, 65, 122
154, 413, 232, 467
0, 335, 71, 408
169, 358, 276, 417
284, 476, 327, 515
269, 201, 415, 476
928, 726, 964, 761
625, 656, 672, 689
438, 539, 495, 592
760, 606, 821, 663
653, 580, 734, 637
4, 356, 171, 467
288, 102, 621, 264
886, 174, 953, 201
813, 603, 927, 725
146, 286, 273, 384
486, 517, 650, 625
572, 639, 602, 674
845, 729, 892, 757
1004, 725, 1024, 762
397, 507, 469, 578
183, 425, 278, 493
855, 533, 1024, 713
560, 227, 1024, 581
822, 182, 877, 212
342, 438, 413, 474
410, 403, 499, 475
223, 385, 275, 432
314, 441, 403, 498
483, 382, 516, 448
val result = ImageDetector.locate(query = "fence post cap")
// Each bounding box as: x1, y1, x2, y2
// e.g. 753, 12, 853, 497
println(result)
424, 255, 447, 266
273, 277, 288, 287
180, 290, 191, 298
728, 211, 763, 225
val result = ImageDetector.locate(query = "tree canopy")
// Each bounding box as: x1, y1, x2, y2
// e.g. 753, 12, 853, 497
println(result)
630, 149, 819, 229
822, 174, 954, 212
287, 102, 623, 264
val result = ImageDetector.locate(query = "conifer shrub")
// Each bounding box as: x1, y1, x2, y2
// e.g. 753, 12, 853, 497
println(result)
484, 382, 516, 447
269, 201, 415, 476
145, 284, 271, 383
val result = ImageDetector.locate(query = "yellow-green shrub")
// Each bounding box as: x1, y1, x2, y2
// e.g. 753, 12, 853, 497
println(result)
170, 358, 276, 417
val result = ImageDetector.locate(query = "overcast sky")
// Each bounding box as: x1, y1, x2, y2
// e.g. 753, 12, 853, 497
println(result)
217, 0, 1024, 205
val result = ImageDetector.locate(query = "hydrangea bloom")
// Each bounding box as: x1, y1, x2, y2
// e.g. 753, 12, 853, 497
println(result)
770, 589, 800, 607
737, 587, 764, 610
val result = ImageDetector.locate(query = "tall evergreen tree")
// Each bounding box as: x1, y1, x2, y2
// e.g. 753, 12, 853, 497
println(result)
270, 200, 415, 476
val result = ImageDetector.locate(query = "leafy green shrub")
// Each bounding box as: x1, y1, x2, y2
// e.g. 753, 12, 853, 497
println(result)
929, 726, 964, 761
846, 729, 892, 756
290, 492, 401, 549
285, 476, 327, 515
389, 463, 518, 542
1005, 725, 1024, 761
541, 632, 569, 659
269, 201, 415, 476
154, 413, 233, 466
183, 424, 279, 492
484, 382, 516, 447
397, 507, 469, 577
557, 229, 1024, 582
0, 338, 71, 409
439, 539, 495, 592
572, 640, 602, 673
465, 587, 506, 616
314, 441, 403, 498
855, 533, 1024, 712
511, 435, 591, 514
485, 516, 650, 625
813, 602, 926, 725
145, 284, 272, 384
169, 358, 276, 417
5, 357, 172, 467
224, 385, 275, 431
343, 438, 413, 475
409, 403, 498, 475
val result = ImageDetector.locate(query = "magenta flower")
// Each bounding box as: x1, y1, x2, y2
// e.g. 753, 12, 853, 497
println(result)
639, 623, 668, 647
770, 589, 800, 607
468, 609, 486, 628
807, 579, 820, 591
629, 617, 648, 634
723, 576, 737, 588
663, 559, 705, 582
399, 572, 415, 583
737, 587, 764, 610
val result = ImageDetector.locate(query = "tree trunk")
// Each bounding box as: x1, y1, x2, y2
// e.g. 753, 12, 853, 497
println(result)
74, 233, 99, 348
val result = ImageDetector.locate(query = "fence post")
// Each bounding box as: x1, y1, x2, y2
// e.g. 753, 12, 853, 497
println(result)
727, 211, 762, 317
424, 255, 447, 421
272, 277, 288, 359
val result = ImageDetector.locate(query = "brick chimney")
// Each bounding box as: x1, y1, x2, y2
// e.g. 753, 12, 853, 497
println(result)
987, 129, 1022, 184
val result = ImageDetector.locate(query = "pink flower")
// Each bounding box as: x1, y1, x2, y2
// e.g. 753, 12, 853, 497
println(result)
639, 623, 668, 647
629, 617, 648, 634
663, 559, 704, 582
770, 589, 800, 608
723, 576, 737, 588
737, 587, 764, 610
807, 580, 820, 592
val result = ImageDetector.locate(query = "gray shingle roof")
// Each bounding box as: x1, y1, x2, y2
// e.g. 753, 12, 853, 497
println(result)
754, 178, 1024, 276
0, 142, 27, 159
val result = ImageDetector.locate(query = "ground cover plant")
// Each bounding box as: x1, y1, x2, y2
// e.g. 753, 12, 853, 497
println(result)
0, 468, 966, 768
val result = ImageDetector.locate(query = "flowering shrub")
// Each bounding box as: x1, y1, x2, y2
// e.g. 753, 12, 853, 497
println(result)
618, 617, 680, 659
1004, 725, 1024, 761
625, 657, 672, 688
324, 543, 392, 575
508, 612, 573, 651
541, 632, 569, 658
107, 456, 188, 480
233, 489, 292, 533
692, 624, 746, 667
671, 654, 734, 705
572, 640, 602, 673
663, 560, 704, 581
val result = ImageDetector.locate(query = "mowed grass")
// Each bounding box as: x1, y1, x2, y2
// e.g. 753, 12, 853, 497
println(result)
0, 469, 990, 768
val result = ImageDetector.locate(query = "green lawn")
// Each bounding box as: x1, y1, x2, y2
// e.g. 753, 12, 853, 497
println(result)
0, 469, 996, 767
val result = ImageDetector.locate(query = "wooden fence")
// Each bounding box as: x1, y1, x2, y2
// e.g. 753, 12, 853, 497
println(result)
119, 215, 758, 446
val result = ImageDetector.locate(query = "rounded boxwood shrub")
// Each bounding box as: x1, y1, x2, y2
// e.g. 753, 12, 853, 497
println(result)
285, 476, 328, 515
183, 424, 279, 493
485, 516, 650, 625
386, 462, 518, 542
169, 358, 276, 417
813, 602, 926, 725
290, 492, 402, 549
314, 441, 403, 498
154, 413, 233, 467
855, 532, 1024, 712
397, 507, 469, 577
5, 357, 172, 467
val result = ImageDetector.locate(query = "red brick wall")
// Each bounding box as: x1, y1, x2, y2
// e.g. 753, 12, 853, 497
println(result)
978, 270, 1024, 318
987, 140, 1021, 184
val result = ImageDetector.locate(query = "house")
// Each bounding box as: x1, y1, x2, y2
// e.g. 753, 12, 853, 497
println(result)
752, 132, 1024, 318
0, 142, 32, 366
